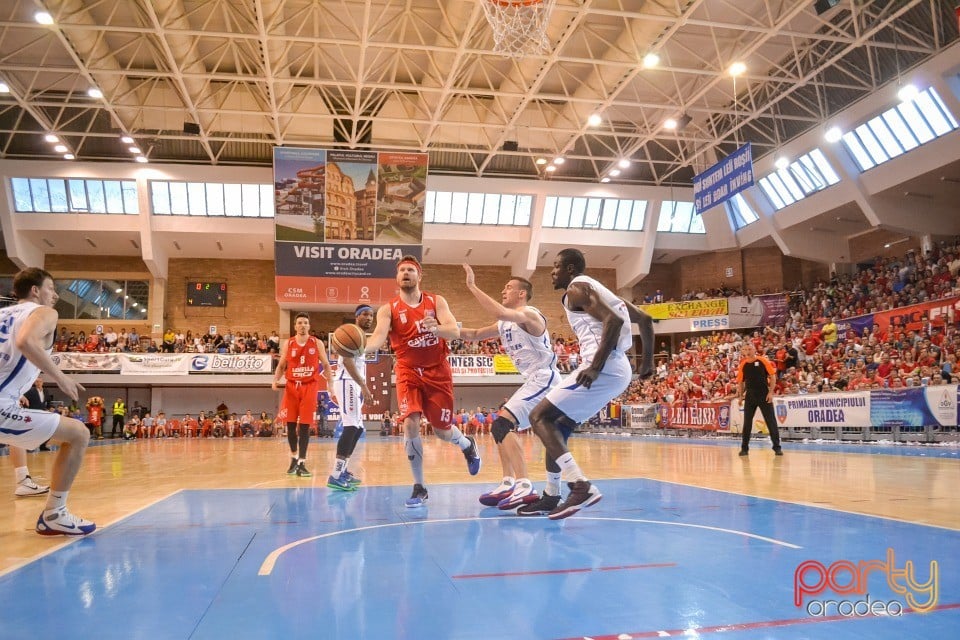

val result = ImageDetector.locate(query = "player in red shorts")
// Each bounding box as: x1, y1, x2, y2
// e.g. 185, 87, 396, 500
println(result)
272, 312, 334, 477
365, 255, 481, 507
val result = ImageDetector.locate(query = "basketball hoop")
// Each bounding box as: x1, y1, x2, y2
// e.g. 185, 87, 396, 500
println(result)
481, 0, 556, 58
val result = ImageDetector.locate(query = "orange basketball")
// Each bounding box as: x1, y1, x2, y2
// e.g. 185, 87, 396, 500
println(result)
331, 323, 365, 357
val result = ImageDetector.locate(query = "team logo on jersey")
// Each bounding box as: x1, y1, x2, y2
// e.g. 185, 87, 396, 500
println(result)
309, 348, 316, 355
291, 349, 298, 357
399, 311, 407, 324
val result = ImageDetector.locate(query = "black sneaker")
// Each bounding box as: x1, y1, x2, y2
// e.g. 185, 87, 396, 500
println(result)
774, 447, 783, 456
295, 462, 312, 477
738, 449, 749, 456
405, 483, 428, 508
548, 481, 602, 520
462, 436, 481, 475
285, 458, 297, 475
516, 493, 561, 516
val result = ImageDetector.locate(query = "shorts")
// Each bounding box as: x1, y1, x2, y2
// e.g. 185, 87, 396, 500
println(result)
281, 380, 319, 425
0, 403, 60, 450
334, 377, 364, 428
501, 367, 561, 430
395, 361, 454, 430
543, 353, 631, 423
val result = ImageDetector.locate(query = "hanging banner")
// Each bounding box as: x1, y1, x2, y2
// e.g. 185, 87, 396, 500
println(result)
623, 404, 658, 429
772, 392, 871, 428
641, 299, 728, 321
120, 354, 191, 376
492, 354, 520, 374
52, 353, 122, 372
728, 294, 789, 329
189, 354, 273, 373
657, 401, 731, 431
273, 147, 428, 305
871, 296, 960, 332
693, 142, 754, 214
871, 385, 958, 427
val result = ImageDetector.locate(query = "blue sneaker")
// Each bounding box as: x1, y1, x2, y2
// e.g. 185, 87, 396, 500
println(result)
497, 480, 539, 510
463, 436, 481, 476
327, 474, 357, 491
405, 483, 428, 508
343, 470, 362, 486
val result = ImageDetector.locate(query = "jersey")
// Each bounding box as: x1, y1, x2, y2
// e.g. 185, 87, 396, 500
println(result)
284, 335, 325, 387
497, 306, 556, 377
334, 351, 366, 383
388, 292, 450, 370
561, 275, 632, 366
0, 301, 47, 404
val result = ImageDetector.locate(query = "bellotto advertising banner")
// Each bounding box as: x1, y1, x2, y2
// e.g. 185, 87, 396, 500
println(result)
273, 147, 428, 305
641, 298, 728, 321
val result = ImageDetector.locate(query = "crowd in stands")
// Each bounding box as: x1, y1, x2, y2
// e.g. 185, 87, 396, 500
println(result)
54, 326, 282, 355
620, 239, 960, 405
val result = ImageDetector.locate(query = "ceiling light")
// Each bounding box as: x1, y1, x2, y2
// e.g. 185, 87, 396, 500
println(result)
0, 82, 9, 93
618, 159, 631, 169
897, 83, 918, 103
774, 156, 790, 171
142, 308, 148, 313
587, 114, 602, 127
87, 88, 103, 99
663, 118, 678, 130
642, 53, 660, 69
45, 134, 59, 143
824, 126, 843, 143
545, 165, 556, 172
54, 144, 67, 153
884, 243, 891, 248
63, 153, 75, 160
115, 288, 122, 293
34, 12, 54, 25
609, 169, 621, 177
600, 177, 610, 183
121, 135, 134, 144
134, 156, 148, 163
131, 302, 138, 308
535, 157, 547, 165
728, 62, 747, 77
129, 146, 141, 154
553, 157, 565, 165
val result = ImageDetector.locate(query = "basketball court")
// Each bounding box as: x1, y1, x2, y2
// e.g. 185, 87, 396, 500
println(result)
1, 434, 957, 639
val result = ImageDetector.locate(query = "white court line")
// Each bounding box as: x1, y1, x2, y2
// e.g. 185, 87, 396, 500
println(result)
257, 515, 801, 576
0, 489, 184, 579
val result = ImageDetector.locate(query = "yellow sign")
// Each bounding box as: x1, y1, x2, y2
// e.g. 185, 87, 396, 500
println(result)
641, 298, 728, 320
492, 354, 519, 374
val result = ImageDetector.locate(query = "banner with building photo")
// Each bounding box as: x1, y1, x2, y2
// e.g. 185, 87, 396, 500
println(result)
727, 294, 789, 329
273, 147, 428, 305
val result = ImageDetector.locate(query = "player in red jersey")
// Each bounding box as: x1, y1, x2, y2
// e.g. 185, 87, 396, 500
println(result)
272, 312, 334, 477
365, 255, 481, 507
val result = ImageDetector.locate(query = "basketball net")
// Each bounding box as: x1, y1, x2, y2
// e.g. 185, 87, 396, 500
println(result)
481, 0, 556, 58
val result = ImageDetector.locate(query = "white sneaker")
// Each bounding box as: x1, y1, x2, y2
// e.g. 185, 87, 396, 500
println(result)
15, 475, 49, 497
35, 507, 97, 536
498, 480, 539, 510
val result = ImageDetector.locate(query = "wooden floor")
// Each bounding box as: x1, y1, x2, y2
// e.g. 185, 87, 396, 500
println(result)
1, 433, 958, 575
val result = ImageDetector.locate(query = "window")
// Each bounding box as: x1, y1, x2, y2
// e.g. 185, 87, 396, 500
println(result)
543, 196, 645, 230
840, 87, 958, 172
425, 191, 531, 225
726, 193, 759, 230
53, 279, 149, 321
657, 201, 705, 233
9, 178, 139, 214
757, 148, 840, 210
149, 181, 275, 217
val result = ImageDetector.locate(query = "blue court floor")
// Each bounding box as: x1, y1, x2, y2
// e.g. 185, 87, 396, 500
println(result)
0, 478, 957, 639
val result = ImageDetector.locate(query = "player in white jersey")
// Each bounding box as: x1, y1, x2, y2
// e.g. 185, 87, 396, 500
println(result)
0, 268, 96, 535
461, 265, 561, 510
327, 305, 376, 491
525, 248, 654, 520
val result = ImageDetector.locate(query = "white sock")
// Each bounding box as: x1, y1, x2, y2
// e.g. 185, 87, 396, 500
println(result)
446, 426, 471, 450
14, 466, 28, 483
557, 451, 588, 482
45, 490, 67, 512
333, 458, 347, 476
546, 471, 562, 496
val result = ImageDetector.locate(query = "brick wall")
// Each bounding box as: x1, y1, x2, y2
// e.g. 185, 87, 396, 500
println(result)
848, 231, 920, 264
165, 258, 278, 336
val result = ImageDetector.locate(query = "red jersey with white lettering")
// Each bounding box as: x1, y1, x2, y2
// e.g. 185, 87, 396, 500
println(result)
388, 293, 450, 370
284, 335, 326, 389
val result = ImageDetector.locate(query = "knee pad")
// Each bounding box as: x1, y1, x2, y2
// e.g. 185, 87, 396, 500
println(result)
491, 416, 515, 444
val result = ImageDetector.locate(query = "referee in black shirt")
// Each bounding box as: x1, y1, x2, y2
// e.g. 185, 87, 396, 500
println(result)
736, 343, 783, 456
